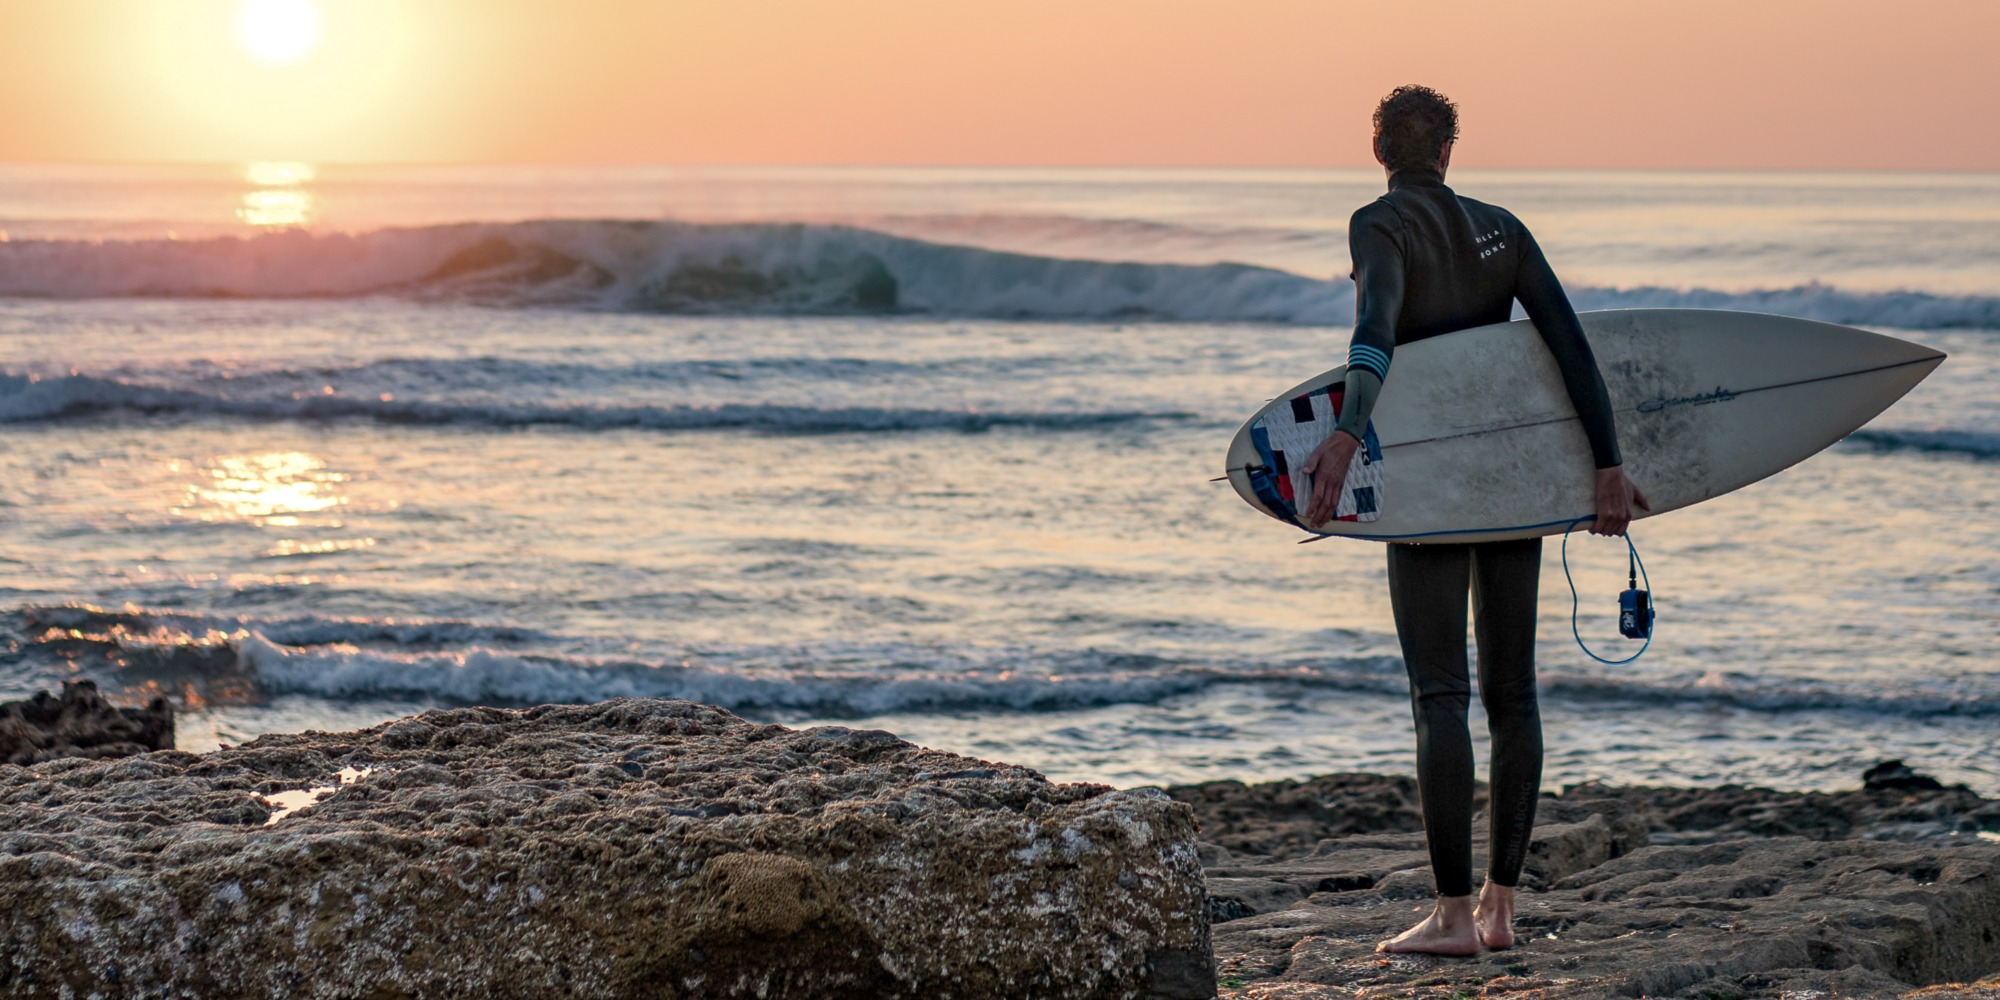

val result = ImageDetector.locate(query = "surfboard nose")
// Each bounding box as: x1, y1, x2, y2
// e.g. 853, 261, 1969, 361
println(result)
1878, 336, 1946, 390
1899, 340, 1947, 365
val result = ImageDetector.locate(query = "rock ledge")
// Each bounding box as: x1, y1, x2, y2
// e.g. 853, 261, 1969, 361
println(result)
0, 699, 1212, 1000
1173, 770, 2000, 1000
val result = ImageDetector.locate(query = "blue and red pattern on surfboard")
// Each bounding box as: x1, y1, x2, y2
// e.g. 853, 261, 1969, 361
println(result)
1247, 382, 1384, 528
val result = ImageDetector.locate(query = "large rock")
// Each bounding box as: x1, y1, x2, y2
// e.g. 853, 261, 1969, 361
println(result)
0, 679, 173, 765
0, 699, 1212, 999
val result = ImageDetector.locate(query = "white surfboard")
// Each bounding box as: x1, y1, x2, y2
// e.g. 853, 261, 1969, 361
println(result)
1225, 309, 1945, 543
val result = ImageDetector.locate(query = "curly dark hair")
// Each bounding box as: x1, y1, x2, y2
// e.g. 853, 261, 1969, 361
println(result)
1372, 85, 1460, 174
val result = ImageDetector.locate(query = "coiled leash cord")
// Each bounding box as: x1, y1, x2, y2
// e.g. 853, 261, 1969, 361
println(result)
1561, 516, 1654, 665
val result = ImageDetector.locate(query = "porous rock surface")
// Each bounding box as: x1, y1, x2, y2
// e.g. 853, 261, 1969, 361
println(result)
0, 679, 174, 766
1172, 770, 2000, 999
0, 699, 1212, 999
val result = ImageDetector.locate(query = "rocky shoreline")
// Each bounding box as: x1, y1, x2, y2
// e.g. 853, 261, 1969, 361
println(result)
1169, 768, 2000, 999
0, 679, 174, 765
3, 691, 1999, 999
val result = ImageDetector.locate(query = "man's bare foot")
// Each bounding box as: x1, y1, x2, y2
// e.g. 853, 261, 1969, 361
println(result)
1474, 880, 1517, 950
1375, 895, 1480, 957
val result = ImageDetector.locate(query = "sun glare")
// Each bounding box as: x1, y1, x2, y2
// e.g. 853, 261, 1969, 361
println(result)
236, 0, 323, 65
148, 0, 415, 160
239, 161, 318, 227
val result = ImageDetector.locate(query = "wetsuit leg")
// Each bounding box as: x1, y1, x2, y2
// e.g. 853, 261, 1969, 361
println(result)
1469, 537, 1544, 888
1386, 541, 1475, 898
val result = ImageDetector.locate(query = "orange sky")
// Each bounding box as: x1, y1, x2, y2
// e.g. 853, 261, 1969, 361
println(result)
2, 0, 1996, 169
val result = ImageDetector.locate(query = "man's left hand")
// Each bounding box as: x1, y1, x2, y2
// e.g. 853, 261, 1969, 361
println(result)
1301, 431, 1361, 525
1591, 466, 1651, 536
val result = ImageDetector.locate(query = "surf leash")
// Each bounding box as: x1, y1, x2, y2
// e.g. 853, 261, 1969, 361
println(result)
1561, 516, 1654, 665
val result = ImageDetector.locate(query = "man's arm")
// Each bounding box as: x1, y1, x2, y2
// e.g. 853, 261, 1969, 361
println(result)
1513, 226, 1650, 534
1332, 212, 1404, 443
1512, 227, 1620, 470
1304, 210, 1402, 524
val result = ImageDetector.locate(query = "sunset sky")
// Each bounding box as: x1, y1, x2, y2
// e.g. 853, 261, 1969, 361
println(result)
2, 0, 1995, 170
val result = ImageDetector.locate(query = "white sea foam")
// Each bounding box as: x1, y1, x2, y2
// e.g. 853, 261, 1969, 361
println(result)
230, 633, 1396, 716
16, 603, 555, 648
4, 220, 1992, 329
230, 635, 2000, 719
24, 605, 2000, 720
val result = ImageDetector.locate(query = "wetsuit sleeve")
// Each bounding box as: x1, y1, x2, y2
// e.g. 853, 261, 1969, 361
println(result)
1513, 228, 1623, 469
1334, 211, 1403, 442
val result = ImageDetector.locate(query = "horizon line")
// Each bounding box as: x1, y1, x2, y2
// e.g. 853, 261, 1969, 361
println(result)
5, 158, 2000, 176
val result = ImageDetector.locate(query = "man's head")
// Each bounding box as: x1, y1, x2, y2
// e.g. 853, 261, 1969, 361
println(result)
1372, 85, 1459, 174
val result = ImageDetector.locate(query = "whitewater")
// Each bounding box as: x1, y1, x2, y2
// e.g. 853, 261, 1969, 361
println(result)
1, 164, 1996, 792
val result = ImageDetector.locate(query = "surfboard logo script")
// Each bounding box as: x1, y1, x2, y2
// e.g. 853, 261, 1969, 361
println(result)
1637, 386, 1739, 414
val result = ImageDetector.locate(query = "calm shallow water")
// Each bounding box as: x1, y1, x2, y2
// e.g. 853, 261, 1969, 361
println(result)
1, 166, 1996, 792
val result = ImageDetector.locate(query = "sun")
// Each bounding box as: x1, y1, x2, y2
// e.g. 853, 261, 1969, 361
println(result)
236, 0, 323, 65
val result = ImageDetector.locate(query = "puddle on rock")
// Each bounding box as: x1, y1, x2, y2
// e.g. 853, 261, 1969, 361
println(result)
261, 766, 374, 826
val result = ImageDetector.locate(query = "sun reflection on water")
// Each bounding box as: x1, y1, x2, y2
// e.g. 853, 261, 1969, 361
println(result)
244, 161, 315, 187
238, 161, 317, 228
175, 451, 347, 525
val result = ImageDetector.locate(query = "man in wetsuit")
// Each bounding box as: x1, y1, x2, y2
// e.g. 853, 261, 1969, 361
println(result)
1300, 86, 1649, 956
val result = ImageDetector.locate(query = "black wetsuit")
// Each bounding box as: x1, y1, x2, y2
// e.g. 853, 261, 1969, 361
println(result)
1339, 168, 1622, 898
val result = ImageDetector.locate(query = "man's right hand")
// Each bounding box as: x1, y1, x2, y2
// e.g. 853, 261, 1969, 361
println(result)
1591, 466, 1651, 536
1301, 430, 1361, 525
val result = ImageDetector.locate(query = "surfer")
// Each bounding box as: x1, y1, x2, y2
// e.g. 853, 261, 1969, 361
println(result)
1300, 85, 1650, 956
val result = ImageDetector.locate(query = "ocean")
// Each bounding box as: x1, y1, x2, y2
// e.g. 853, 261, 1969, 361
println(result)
1, 163, 1995, 793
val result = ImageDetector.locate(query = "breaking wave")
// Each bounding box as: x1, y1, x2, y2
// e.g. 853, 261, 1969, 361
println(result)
18, 604, 2000, 720
0, 220, 1339, 323
234, 647, 2000, 719
231, 637, 1397, 717
2, 220, 1994, 328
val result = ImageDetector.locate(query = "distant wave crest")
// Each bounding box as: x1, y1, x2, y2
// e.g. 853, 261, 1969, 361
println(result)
0, 370, 1188, 433
3, 220, 1993, 328
1566, 283, 2000, 332
1843, 428, 2000, 460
